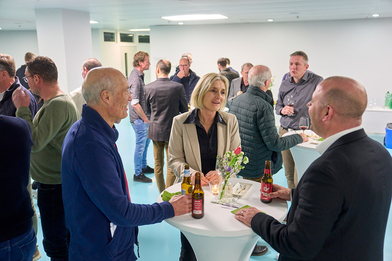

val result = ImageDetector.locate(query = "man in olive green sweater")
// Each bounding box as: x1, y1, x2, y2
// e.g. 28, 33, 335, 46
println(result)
12, 56, 78, 261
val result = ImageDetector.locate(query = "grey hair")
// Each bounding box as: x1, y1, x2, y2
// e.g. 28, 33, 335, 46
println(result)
82, 68, 116, 106
248, 67, 271, 88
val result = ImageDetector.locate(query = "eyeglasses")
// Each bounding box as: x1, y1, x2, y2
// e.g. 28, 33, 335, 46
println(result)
23, 75, 33, 83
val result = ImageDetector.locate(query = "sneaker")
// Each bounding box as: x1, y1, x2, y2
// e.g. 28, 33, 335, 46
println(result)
33, 245, 41, 261
142, 166, 154, 173
133, 173, 152, 183
251, 245, 268, 256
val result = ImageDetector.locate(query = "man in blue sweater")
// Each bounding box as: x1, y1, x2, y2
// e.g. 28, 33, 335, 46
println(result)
62, 67, 191, 261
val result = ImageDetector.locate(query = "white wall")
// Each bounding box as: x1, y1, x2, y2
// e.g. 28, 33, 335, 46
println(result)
150, 18, 392, 103
95, 29, 151, 83
0, 31, 39, 68
1, 18, 391, 106
35, 9, 93, 93
0, 28, 150, 91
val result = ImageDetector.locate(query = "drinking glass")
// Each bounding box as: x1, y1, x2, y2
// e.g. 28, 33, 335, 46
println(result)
299, 117, 309, 133
286, 95, 295, 116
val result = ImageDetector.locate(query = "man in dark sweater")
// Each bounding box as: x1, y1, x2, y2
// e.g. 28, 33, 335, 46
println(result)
0, 53, 38, 117
217, 57, 239, 90
170, 57, 200, 103
0, 115, 36, 260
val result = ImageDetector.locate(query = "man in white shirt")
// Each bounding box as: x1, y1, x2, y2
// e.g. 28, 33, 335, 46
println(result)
70, 58, 102, 116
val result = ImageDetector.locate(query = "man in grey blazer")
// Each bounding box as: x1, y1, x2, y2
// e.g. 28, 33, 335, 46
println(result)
227, 62, 253, 107
145, 60, 188, 193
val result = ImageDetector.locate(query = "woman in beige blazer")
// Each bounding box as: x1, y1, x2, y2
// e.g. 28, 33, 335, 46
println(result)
168, 72, 241, 261
168, 73, 241, 184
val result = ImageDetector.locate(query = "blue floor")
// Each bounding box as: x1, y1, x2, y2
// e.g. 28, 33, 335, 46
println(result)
34, 119, 392, 260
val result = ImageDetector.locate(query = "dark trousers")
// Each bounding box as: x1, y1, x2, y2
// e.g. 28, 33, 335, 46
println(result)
180, 233, 196, 261
37, 183, 69, 261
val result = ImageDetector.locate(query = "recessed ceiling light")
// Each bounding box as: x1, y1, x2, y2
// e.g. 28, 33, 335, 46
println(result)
372, 14, 380, 17
129, 29, 150, 32
268, 19, 274, 22
178, 22, 184, 25
90, 21, 98, 24
0, 28, 2, 30
161, 14, 228, 21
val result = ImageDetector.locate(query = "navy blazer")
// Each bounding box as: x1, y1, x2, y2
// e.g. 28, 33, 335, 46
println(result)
251, 129, 392, 261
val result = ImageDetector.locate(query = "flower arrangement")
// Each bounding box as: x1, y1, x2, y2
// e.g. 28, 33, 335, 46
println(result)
216, 147, 249, 200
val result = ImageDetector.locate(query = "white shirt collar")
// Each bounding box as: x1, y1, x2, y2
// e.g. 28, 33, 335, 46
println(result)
0, 90, 5, 101
316, 126, 363, 155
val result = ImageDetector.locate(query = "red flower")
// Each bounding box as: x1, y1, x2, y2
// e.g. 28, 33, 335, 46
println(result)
234, 147, 241, 155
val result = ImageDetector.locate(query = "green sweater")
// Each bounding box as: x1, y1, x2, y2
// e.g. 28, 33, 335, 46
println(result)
16, 94, 78, 184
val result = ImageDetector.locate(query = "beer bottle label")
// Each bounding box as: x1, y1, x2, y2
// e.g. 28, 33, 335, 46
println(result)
264, 169, 271, 175
192, 199, 203, 214
261, 182, 272, 201
181, 189, 186, 195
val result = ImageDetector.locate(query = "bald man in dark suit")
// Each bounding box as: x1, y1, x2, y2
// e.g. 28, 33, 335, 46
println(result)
236, 76, 392, 261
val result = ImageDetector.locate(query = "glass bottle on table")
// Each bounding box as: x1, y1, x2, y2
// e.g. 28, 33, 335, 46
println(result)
192, 172, 204, 219
181, 164, 192, 195
260, 160, 273, 204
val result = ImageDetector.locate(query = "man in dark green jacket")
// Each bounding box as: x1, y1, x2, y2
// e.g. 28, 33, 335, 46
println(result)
230, 65, 307, 181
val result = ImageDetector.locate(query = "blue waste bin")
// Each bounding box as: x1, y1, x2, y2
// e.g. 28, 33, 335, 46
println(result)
385, 123, 392, 148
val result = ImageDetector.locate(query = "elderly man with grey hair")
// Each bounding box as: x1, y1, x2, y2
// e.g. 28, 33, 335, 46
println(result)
230, 65, 307, 256
230, 65, 307, 181
62, 67, 192, 261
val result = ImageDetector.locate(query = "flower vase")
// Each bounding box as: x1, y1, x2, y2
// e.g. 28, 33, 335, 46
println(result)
218, 174, 233, 204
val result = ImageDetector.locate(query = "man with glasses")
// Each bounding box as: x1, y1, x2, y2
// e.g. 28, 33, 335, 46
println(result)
0, 53, 37, 117
170, 57, 200, 103
12, 56, 78, 261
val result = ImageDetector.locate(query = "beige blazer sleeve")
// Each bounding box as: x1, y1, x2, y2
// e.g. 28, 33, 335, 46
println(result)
168, 110, 241, 184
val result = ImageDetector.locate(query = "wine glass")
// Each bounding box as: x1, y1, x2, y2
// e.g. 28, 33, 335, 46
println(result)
299, 117, 309, 133
286, 95, 295, 116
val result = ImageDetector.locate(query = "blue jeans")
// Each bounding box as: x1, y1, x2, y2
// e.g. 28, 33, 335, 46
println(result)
37, 183, 69, 261
0, 228, 36, 261
131, 119, 151, 175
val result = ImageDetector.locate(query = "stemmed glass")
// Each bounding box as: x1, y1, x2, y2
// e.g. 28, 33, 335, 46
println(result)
299, 117, 310, 133
286, 95, 295, 116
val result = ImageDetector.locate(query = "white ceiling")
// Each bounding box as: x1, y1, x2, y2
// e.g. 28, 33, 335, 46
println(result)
1, 0, 392, 31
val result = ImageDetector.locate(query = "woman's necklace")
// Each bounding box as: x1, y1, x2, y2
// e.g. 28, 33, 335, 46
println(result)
199, 118, 214, 125
198, 111, 215, 125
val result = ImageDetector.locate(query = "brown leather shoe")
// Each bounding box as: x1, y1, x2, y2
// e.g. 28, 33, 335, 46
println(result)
33, 245, 41, 261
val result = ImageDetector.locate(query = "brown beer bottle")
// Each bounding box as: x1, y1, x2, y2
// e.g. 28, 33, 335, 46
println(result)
260, 160, 273, 203
181, 164, 192, 195
192, 172, 204, 219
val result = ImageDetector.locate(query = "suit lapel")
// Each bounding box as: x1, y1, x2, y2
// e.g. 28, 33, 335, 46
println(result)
326, 129, 366, 153
184, 123, 202, 171
217, 121, 227, 158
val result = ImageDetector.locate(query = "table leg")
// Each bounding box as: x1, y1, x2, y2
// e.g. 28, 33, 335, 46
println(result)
182, 231, 259, 261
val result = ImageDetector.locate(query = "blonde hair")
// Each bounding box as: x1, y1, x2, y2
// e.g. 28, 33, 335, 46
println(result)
190, 73, 229, 111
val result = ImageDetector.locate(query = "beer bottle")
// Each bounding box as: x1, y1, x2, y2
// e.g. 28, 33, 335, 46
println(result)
260, 160, 273, 203
181, 164, 192, 195
192, 172, 204, 219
